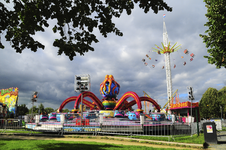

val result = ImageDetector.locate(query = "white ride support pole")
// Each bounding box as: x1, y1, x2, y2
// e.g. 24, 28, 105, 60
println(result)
163, 17, 173, 108
164, 52, 173, 106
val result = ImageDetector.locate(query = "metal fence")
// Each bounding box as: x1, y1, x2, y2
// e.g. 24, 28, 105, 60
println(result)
0, 113, 199, 138
190, 119, 224, 136
2, 114, 225, 138
0, 119, 24, 133
221, 120, 226, 127
6, 113, 226, 138
98, 117, 192, 137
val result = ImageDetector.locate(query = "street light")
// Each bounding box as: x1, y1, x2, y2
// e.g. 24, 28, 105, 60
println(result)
187, 86, 194, 137
74, 74, 90, 119
31, 91, 38, 122
220, 105, 222, 120
188, 87, 194, 101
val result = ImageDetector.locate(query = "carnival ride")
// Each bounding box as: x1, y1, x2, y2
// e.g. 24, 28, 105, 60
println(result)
143, 91, 151, 113
58, 75, 161, 115
40, 114, 48, 121
142, 14, 195, 110
142, 48, 195, 69
161, 89, 178, 111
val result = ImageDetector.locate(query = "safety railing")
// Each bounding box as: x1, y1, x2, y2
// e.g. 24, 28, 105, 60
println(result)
24, 112, 101, 135
1, 113, 202, 137
99, 118, 143, 135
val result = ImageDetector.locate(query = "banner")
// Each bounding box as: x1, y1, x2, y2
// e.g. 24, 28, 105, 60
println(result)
0, 87, 19, 114
170, 101, 199, 109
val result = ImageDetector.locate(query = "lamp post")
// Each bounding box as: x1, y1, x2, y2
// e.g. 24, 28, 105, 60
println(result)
74, 74, 90, 119
220, 105, 222, 120
31, 92, 38, 122
187, 86, 194, 137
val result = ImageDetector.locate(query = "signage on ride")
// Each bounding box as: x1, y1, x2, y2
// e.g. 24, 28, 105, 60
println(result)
0, 87, 19, 114
1, 87, 18, 96
170, 101, 199, 109
74, 74, 91, 93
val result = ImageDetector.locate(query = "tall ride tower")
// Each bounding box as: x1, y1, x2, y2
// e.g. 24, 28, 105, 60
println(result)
163, 17, 172, 103
153, 15, 181, 107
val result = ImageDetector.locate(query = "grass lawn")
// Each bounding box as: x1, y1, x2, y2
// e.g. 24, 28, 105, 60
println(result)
0, 139, 186, 150
1, 129, 205, 144
129, 134, 205, 144
0, 129, 43, 134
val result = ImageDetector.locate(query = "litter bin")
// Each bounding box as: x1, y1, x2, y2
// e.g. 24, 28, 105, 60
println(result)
203, 122, 217, 144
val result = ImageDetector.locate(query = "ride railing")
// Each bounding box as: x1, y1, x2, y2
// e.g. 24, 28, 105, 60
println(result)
26, 114, 38, 123
63, 117, 101, 135
27, 112, 101, 135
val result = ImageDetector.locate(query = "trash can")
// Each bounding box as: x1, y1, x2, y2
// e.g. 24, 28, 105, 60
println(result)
203, 122, 217, 144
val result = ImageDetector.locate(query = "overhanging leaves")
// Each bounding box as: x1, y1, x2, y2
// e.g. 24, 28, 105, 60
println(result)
0, 0, 172, 60
200, 0, 226, 68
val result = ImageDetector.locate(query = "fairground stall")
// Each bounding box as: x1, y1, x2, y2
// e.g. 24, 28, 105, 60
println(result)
170, 101, 200, 123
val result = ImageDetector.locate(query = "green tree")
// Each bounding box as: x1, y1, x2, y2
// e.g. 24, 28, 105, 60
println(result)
62, 108, 70, 113
199, 87, 220, 119
0, 0, 172, 60
9, 111, 14, 118
44, 107, 55, 114
17, 104, 29, 116
29, 106, 39, 114
38, 103, 45, 114
200, 0, 226, 68
218, 86, 226, 118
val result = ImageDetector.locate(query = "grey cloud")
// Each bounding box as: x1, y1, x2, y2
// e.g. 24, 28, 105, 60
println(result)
0, 0, 225, 111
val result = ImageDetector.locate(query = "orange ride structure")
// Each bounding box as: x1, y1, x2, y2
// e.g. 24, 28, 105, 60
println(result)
58, 75, 160, 113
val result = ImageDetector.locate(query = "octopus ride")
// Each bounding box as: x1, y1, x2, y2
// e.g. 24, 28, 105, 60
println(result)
26, 75, 180, 134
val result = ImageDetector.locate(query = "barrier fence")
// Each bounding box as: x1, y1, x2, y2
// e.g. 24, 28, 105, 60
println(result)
222, 120, 226, 127
0, 119, 24, 133
31, 113, 190, 136
1, 114, 222, 138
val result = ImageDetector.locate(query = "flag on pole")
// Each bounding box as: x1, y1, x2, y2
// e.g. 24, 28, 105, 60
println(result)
163, 14, 166, 18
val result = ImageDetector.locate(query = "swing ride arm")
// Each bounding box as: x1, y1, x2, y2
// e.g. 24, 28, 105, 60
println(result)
161, 89, 178, 111
152, 42, 181, 54
143, 91, 151, 98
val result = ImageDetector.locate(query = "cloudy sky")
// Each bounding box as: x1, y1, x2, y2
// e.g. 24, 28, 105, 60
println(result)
1, 0, 225, 111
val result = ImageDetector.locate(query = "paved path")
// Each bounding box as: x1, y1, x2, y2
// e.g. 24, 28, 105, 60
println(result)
0, 133, 202, 150
208, 131, 226, 150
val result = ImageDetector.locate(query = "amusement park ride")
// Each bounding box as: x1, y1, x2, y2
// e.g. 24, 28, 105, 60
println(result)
143, 89, 178, 113
142, 14, 195, 109
58, 74, 161, 115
